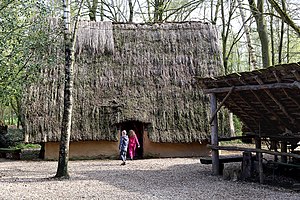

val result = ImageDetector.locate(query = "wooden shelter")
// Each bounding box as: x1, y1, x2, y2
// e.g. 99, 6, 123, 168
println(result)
21, 20, 229, 160
197, 62, 300, 181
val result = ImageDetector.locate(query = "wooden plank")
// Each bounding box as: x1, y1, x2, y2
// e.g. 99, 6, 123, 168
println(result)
216, 135, 254, 142
200, 155, 244, 164
208, 145, 300, 159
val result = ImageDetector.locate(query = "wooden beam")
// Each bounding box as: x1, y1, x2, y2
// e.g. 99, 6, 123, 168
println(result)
216, 135, 255, 142
210, 93, 220, 175
208, 144, 300, 159
203, 82, 299, 94
209, 87, 234, 125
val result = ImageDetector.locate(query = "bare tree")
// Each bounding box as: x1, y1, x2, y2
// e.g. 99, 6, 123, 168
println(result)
267, 0, 300, 37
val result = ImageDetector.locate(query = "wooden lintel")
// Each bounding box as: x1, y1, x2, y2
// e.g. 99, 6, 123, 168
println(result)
203, 82, 298, 94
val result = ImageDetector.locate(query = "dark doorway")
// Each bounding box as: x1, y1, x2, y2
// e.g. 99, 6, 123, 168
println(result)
118, 120, 144, 159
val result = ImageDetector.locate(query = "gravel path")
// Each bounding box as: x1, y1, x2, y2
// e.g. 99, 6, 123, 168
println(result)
0, 158, 299, 200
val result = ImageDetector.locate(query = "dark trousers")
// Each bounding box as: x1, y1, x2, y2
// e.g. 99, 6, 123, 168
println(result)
120, 150, 127, 162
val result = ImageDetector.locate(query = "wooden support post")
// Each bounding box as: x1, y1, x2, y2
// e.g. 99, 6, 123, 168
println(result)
210, 93, 220, 175
258, 152, 264, 184
241, 152, 252, 180
271, 140, 278, 162
255, 137, 261, 160
281, 141, 287, 163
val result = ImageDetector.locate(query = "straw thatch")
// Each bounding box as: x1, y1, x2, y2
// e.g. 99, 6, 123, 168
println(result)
22, 20, 229, 143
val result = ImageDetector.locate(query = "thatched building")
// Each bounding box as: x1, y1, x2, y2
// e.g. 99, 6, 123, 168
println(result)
22, 20, 228, 160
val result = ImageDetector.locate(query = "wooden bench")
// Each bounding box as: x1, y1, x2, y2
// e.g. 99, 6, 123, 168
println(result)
0, 148, 21, 160
200, 155, 245, 174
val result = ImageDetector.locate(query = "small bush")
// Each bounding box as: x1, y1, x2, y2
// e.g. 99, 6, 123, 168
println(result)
15, 143, 41, 149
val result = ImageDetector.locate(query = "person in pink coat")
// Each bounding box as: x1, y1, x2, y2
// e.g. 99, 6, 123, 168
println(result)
128, 130, 140, 160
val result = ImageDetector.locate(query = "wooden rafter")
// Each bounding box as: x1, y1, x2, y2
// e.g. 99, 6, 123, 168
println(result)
255, 76, 296, 126
234, 92, 284, 131
273, 71, 300, 113
239, 78, 289, 131
226, 96, 256, 132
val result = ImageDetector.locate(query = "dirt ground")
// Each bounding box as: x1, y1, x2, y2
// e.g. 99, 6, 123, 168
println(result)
1, 154, 300, 200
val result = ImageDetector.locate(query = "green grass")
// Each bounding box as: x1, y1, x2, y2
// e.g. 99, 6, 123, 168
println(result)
14, 143, 41, 149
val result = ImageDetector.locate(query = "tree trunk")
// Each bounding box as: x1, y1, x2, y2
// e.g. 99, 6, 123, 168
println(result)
278, 0, 286, 64
238, 0, 256, 70
229, 112, 235, 137
55, 0, 83, 179
88, 0, 98, 21
55, 0, 73, 179
128, 0, 133, 22
211, 0, 221, 25
286, 26, 290, 62
248, 0, 270, 68
154, 0, 164, 22
100, 1, 104, 21
269, 3, 275, 66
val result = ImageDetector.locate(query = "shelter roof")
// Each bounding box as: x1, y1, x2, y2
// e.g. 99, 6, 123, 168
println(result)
196, 62, 300, 141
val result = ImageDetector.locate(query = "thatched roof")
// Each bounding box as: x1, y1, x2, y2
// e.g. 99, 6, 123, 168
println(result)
197, 62, 300, 142
22, 20, 229, 143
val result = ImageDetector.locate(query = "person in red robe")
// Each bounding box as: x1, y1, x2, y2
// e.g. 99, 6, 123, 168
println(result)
128, 130, 140, 160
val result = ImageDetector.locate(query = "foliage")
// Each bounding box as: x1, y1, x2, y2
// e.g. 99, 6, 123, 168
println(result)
0, 0, 57, 124
233, 114, 243, 136
14, 143, 41, 150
